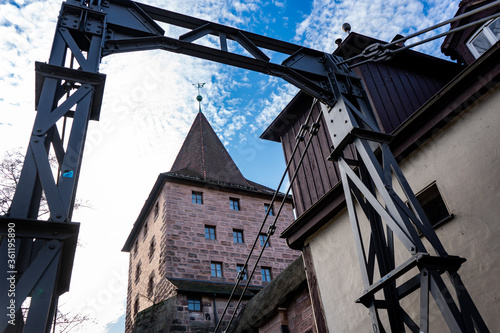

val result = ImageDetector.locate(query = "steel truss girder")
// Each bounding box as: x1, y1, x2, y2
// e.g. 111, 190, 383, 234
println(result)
0, 217, 79, 333
320, 60, 489, 331
101, 1, 337, 106
1, 0, 159, 331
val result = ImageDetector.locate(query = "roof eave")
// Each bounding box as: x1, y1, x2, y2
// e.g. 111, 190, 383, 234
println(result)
281, 42, 500, 250
122, 174, 166, 252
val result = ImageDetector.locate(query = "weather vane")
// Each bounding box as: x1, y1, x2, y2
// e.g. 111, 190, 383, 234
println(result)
193, 82, 206, 113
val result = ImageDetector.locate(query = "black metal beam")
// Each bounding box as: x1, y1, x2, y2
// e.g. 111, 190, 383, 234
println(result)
134, 1, 309, 55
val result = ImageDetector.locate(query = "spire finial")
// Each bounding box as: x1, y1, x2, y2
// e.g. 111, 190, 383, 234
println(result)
193, 82, 206, 113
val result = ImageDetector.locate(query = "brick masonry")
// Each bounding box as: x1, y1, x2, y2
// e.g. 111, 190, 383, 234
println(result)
125, 178, 299, 332
246, 286, 316, 333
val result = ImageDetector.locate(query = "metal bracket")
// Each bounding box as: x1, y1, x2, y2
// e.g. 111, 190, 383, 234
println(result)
35, 62, 106, 121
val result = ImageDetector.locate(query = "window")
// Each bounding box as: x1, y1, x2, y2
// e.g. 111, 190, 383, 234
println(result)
192, 191, 203, 204
147, 275, 154, 298
153, 201, 159, 220
233, 229, 244, 243
236, 264, 247, 280
205, 225, 216, 240
149, 237, 155, 261
133, 241, 138, 258
467, 17, 500, 58
133, 297, 139, 316
135, 262, 141, 284
415, 183, 452, 229
188, 297, 201, 311
261, 267, 272, 282
259, 233, 270, 247
229, 198, 240, 210
264, 204, 274, 216
143, 221, 148, 240
211, 262, 223, 277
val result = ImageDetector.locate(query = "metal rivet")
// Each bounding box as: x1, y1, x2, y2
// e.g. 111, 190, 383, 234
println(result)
49, 244, 56, 250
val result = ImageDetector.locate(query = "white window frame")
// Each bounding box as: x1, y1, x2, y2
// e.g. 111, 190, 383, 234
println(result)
467, 18, 500, 58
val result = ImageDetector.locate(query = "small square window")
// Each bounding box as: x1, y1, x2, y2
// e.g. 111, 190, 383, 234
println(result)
230, 198, 240, 210
233, 229, 244, 243
467, 18, 500, 58
147, 275, 154, 298
153, 201, 159, 220
135, 262, 141, 284
415, 183, 451, 228
149, 237, 156, 261
261, 267, 272, 282
205, 225, 216, 240
143, 222, 148, 240
134, 297, 139, 316
192, 191, 203, 204
259, 233, 270, 247
236, 264, 248, 280
211, 262, 223, 277
264, 204, 274, 216
133, 241, 138, 258
188, 297, 201, 311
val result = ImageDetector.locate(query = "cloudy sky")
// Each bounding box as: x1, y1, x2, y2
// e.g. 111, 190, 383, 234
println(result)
0, 0, 459, 331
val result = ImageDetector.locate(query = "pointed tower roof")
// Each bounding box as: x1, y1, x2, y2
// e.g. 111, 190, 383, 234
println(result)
123, 112, 291, 252
168, 112, 271, 192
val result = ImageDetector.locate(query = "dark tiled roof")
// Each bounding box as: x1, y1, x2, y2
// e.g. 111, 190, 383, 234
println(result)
170, 112, 249, 188
166, 277, 262, 297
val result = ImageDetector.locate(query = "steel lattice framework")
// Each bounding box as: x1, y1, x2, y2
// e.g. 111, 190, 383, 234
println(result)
0, 0, 490, 332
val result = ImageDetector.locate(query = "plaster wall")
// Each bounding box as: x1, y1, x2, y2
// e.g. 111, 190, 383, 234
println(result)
306, 86, 500, 332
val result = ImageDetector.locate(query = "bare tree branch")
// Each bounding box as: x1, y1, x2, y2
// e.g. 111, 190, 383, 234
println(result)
0, 147, 91, 218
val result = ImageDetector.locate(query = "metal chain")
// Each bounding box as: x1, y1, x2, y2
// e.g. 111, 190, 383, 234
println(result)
217, 101, 323, 332
214, 97, 319, 332
337, 0, 500, 68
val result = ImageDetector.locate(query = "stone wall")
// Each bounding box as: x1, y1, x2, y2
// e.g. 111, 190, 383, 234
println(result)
126, 178, 299, 332
160, 181, 297, 286
132, 292, 250, 333
126, 183, 168, 332
231, 256, 316, 333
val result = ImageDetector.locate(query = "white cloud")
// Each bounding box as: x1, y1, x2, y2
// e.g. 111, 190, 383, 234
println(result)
294, 0, 457, 56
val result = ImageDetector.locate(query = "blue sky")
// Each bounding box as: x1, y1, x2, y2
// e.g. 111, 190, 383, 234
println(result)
0, 0, 459, 331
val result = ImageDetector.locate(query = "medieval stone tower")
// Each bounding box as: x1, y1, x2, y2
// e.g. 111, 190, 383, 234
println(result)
122, 109, 298, 332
